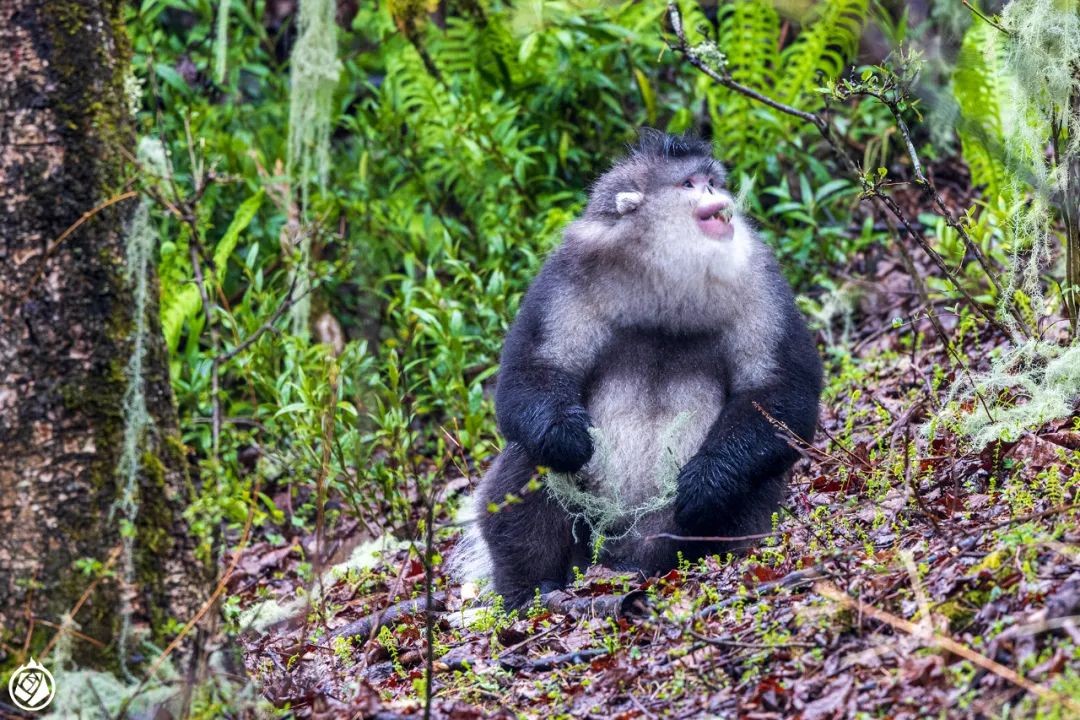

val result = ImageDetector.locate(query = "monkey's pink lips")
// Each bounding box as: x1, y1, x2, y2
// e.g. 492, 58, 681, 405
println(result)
695, 200, 734, 240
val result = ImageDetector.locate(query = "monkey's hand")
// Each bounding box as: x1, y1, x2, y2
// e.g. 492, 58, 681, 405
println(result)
527, 405, 594, 473
673, 453, 740, 532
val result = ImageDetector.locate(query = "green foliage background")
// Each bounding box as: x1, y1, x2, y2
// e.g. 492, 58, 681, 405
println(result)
125, 0, 893, 549
125, 0, 1078, 554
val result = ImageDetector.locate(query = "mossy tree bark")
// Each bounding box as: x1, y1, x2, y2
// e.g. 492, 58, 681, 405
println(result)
0, 0, 205, 671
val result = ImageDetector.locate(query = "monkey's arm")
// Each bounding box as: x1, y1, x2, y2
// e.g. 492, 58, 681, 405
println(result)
674, 305, 822, 531
494, 277, 596, 474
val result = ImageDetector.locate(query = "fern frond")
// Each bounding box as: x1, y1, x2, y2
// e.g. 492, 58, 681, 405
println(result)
717, 0, 780, 89
160, 190, 264, 351
709, 0, 782, 161
776, 0, 869, 108
953, 20, 1015, 200
437, 16, 526, 88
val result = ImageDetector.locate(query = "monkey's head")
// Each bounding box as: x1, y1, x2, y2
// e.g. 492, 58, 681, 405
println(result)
583, 129, 737, 244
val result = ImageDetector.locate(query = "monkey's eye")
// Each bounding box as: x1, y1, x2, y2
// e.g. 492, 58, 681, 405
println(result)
682, 179, 694, 189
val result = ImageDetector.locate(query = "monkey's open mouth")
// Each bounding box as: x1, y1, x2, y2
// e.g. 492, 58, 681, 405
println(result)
695, 201, 734, 240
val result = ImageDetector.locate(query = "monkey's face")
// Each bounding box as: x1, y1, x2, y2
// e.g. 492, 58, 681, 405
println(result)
621, 169, 737, 246
595, 151, 734, 241
576, 143, 751, 281
612, 163, 756, 288
677, 172, 735, 241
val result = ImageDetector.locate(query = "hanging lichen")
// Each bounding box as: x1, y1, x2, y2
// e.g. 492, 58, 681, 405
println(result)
109, 137, 167, 680
47, 618, 179, 720
214, 0, 231, 84
939, 2, 1080, 444
286, 0, 341, 338
999, 0, 1080, 326
935, 340, 1080, 445
545, 413, 692, 544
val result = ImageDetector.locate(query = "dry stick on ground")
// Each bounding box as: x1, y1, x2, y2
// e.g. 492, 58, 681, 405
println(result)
495, 618, 569, 660
499, 647, 610, 672
664, 2, 1017, 340
645, 530, 779, 543
330, 593, 448, 641
695, 566, 830, 620
984, 502, 1079, 531
815, 581, 1080, 713
541, 588, 652, 619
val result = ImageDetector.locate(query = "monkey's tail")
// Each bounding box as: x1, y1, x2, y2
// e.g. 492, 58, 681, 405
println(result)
446, 497, 494, 588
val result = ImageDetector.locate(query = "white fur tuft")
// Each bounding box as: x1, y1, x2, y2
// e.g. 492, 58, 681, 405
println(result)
615, 191, 643, 215
447, 497, 494, 587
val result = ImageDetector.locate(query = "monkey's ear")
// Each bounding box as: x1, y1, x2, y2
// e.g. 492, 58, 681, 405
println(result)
615, 191, 643, 215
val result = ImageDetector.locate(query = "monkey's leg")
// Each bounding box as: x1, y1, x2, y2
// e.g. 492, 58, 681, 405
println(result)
607, 475, 787, 578
671, 472, 787, 563
477, 442, 586, 608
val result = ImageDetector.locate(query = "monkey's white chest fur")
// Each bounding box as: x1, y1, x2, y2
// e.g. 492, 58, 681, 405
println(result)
582, 369, 723, 509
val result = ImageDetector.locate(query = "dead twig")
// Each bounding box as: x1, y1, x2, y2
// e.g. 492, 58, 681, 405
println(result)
216, 276, 304, 364
985, 503, 1079, 531
645, 530, 778, 544
499, 647, 608, 672
331, 593, 448, 640
815, 581, 1080, 713
541, 589, 651, 620
495, 619, 568, 660
695, 566, 829, 620
14, 191, 140, 309
40, 546, 123, 658
963, 0, 1011, 35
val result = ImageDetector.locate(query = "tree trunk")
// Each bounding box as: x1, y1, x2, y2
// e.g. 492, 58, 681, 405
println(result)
0, 0, 205, 672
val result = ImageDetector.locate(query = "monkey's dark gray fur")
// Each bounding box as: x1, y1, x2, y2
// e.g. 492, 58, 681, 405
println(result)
453, 130, 823, 608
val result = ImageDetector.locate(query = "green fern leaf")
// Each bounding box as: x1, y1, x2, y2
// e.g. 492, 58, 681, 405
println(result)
776, 0, 869, 108
160, 190, 264, 352
710, 0, 782, 160
953, 20, 1015, 199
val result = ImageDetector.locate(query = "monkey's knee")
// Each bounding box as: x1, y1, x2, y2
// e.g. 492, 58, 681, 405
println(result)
475, 445, 582, 607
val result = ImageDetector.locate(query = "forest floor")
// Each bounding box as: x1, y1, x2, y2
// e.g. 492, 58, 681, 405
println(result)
232, 223, 1080, 718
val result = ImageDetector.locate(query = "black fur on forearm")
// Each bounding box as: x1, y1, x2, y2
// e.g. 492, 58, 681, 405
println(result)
493, 284, 594, 473
495, 365, 592, 473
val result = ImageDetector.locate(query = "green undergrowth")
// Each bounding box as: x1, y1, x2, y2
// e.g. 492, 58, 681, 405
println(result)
127, 0, 894, 557
248, 337, 1079, 715
114, 1, 1080, 715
